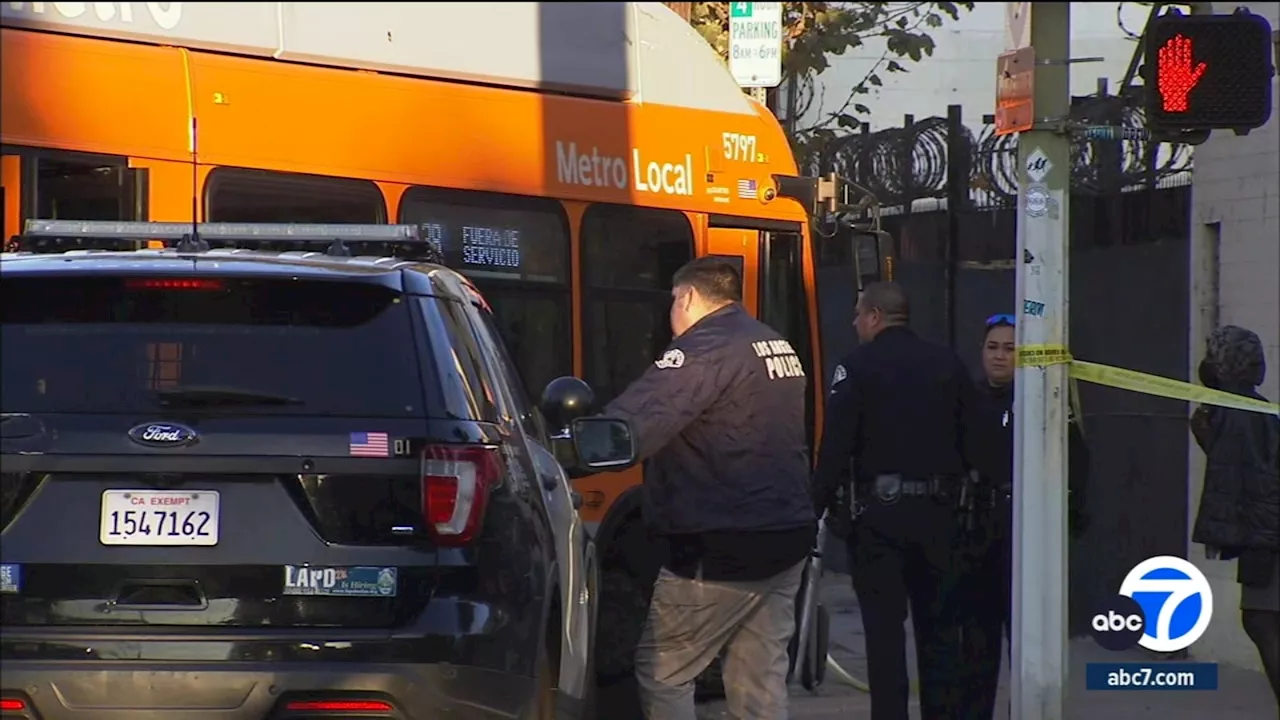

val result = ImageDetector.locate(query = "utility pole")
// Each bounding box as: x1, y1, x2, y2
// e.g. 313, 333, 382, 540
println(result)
1011, 3, 1071, 720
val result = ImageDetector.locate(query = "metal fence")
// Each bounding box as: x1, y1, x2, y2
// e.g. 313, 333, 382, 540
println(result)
808, 88, 1193, 214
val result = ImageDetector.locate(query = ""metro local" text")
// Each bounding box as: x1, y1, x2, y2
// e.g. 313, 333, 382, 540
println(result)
555, 141, 694, 197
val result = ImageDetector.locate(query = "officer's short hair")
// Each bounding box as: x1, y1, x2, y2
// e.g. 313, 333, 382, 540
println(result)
672, 257, 742, 304
859, 281, 910, 324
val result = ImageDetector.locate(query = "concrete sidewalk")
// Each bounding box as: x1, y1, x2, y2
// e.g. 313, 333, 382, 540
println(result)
695, 573, 1277, 719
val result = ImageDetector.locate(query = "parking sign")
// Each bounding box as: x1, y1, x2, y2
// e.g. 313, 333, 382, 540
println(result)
729, 2, 783, 88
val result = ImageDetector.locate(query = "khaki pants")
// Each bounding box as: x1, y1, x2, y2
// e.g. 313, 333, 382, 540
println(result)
634, 560, 805, 720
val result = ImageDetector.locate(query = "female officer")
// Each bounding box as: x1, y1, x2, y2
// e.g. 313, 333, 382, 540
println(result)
960, 313, 1090, 718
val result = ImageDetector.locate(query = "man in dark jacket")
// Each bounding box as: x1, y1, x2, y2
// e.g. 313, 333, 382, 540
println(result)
1191, 324, 1280, 700
601, 256, 815, 720
957, 312, 1091, 718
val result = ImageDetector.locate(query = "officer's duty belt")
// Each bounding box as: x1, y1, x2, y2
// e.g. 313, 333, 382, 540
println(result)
857, 474, 962, 506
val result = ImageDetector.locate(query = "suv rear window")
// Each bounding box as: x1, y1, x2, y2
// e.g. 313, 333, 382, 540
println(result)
0, 275, 428, 417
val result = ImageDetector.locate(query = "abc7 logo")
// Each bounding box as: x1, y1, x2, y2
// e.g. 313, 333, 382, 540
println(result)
1091, 556, 1214, 653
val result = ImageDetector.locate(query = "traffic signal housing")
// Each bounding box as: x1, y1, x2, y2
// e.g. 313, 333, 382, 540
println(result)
1142, 9, 1275, 133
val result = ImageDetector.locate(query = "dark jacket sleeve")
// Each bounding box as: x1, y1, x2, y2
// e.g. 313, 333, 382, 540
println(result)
1192, 407, 1280, 550
813, 359, 860, 509
953, 355, 983, 473
1189, 405, 1216, 452
601, 332, 732, 462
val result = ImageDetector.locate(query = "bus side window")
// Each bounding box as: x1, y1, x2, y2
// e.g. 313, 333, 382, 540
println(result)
204, 168, 385, 223
466, 299, 549, 443
26, 151, 146, 222
759, 231, 816, 452
581, 205, 695, 407
398, 187, 572, 403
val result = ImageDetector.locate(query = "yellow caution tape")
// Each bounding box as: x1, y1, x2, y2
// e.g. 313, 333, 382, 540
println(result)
1016, 344, 1073, 368
1016, 344, 1280, 416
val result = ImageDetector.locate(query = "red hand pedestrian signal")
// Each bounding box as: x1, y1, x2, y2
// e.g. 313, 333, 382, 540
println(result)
1142, 11, 1273, 132
1156, 34, 1207, 113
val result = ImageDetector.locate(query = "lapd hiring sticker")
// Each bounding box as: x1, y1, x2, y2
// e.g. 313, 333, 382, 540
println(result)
1024, 183, 1054, 218
283, 566, 397, 597
0, 564, 20, 594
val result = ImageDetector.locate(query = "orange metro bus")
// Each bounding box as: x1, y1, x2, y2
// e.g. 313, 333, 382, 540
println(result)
0, 0, 890, 692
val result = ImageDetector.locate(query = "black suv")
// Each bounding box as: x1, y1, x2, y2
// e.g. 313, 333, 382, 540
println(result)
0, 220, 636, 720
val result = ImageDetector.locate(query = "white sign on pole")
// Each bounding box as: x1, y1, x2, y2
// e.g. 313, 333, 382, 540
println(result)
1004, 1, 1032, 51
729, 2, 783, 88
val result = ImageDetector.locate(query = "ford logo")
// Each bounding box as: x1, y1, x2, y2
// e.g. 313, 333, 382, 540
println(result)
128, 422, 199, 448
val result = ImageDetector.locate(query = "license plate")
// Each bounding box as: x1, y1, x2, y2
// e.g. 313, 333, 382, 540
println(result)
99, 490, 220, 546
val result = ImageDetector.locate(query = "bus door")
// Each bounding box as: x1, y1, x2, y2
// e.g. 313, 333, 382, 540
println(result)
708, 218, 816, 451
1, 153, 19, 242
704, 226, 759, 316
758, 227, 816, 453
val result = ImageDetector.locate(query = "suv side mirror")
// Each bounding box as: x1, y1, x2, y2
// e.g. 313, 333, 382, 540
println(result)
570, 417, 637, 471
539, 376, 595, 430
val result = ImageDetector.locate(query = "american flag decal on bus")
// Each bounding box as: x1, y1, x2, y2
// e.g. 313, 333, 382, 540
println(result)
736, 178, 758, 200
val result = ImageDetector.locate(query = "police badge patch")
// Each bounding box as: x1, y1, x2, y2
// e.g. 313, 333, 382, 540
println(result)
830, 364, 847, 393
655, 349, 685, 369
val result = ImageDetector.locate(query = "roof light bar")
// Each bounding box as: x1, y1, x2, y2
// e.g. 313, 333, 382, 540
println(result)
23, 220, 426, 243
10, 220, 445, 263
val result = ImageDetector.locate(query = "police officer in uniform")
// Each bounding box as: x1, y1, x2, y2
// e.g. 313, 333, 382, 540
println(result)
600, 257, 815, 720
959, 313, 1090, 717
813, 281, 981, 720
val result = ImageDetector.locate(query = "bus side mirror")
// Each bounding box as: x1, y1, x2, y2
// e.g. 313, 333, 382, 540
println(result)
852, 230, 894, 289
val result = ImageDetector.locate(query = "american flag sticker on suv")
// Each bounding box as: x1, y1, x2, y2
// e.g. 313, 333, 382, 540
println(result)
348, 431, 389, 457
737, 178, 758, 200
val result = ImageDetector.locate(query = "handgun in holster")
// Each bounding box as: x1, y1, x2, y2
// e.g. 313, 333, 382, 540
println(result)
826, 460, 860, 541
957, 470, 980, 536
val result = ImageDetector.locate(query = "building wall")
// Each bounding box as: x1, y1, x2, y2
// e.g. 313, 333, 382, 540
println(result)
1187, 0, 1280, 673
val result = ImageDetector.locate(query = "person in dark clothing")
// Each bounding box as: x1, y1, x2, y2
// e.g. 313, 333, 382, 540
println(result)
957, 313, 1091, 718
599, 256, 815, 720
1190, 325, 1280, 701
812, 281, 981, 720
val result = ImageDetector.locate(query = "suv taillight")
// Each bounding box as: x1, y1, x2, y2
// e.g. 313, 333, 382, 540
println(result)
273, 693, 398, 718
0, 695, 34, 720
421, 445, 503, 546
284, 699, 394, 713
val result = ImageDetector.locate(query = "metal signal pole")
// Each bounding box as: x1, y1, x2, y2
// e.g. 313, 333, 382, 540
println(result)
1011, 2, 1071, 719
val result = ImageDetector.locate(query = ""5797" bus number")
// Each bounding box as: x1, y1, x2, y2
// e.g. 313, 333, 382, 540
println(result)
722, 132, 758, 163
